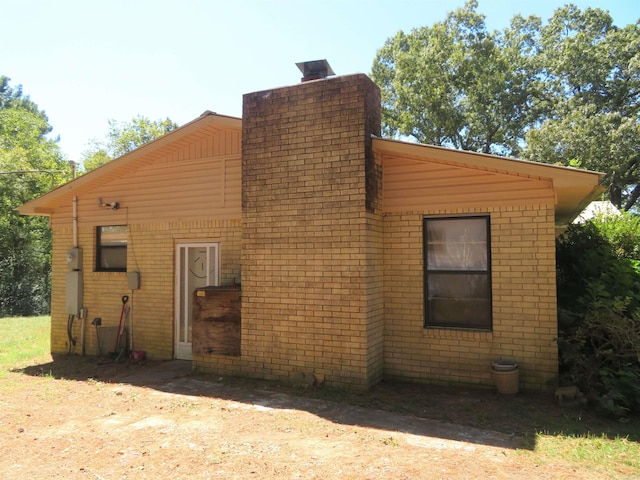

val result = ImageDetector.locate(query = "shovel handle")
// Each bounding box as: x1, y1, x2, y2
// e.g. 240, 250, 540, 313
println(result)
122, 295, 129, 304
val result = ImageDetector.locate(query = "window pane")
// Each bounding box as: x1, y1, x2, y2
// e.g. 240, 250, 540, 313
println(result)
97, 225, 127, 271
188, 247, 208, 280
428, 273, 490, 327
428, 273, 488, 299
427, 242, 487, 270
207, 246, 218, 286
179, 247, 187, 343
100, 226, 127, 246
99, 247, 127, 269
426, 218, 487, 270
427, 218, 486, 243
428, 298, 491, 328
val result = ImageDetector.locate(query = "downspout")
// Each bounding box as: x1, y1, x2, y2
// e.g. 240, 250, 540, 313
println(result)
73, 196, 78, 248
71, 161, 78, 248
72, 195, 86, 354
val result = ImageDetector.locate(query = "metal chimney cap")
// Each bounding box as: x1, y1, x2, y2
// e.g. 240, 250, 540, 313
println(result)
296, 59, 335, 81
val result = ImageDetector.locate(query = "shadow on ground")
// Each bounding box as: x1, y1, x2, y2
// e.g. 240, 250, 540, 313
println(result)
17, 354, 640, 452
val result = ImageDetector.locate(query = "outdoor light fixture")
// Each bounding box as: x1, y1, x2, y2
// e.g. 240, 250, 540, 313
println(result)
97, 198, 119, 210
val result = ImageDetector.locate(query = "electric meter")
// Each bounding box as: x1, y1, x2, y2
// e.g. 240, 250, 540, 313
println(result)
66, 247, 82, 271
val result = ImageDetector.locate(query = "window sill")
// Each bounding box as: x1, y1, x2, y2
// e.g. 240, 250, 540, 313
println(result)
423, 327, 493, 341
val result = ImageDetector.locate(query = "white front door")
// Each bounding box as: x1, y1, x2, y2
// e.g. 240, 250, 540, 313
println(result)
175, 243, 219, 360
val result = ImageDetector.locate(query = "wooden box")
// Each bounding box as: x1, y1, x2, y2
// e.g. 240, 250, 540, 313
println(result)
192, 286, 241, 356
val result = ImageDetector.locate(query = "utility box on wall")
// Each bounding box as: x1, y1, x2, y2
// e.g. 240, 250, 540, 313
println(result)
127, 271, 140, 290
65, 270, 83, 315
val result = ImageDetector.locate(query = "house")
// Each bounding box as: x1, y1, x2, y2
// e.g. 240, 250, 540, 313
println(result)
574, 200, 622, 223
19, 61, 604, 391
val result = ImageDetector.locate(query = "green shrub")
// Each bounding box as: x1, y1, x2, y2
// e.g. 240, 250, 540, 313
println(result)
595, 212, 640, 261
556, 219, 640, 418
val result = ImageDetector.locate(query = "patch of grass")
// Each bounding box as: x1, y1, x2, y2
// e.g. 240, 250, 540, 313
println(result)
524, 432, 640, 477
169, 399, 197, 411
0, 316, 50, 377
381, 436, 399, 446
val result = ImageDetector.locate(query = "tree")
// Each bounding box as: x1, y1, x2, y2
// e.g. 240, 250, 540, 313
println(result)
371, 0, 542, 156
524, 6, 640, 212
82, 115, 177, 171
0, 76, 71, 316
372, 3, 640, 211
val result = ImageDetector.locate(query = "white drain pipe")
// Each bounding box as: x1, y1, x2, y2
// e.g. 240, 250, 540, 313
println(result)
72, 196, 78, 248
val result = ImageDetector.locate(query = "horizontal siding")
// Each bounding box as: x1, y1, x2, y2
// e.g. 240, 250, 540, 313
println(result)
51, 154, 241, 227
49, 126, 241, 228
383, 156, 554, 213
159, 129, 241, 163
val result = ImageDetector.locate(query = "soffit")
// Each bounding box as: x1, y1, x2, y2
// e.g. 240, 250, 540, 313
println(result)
373, 137, 605, 225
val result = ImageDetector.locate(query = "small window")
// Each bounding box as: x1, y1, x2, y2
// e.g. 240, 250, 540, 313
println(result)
96, 225, 127, 272
424, 216, 491, 330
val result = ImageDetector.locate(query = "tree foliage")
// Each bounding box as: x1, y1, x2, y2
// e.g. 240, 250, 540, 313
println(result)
82, 116, 177, 171
372, 2, 640, 210
526, 6, 640, 211
371, 0, 541, 156
0, 76, 71, 316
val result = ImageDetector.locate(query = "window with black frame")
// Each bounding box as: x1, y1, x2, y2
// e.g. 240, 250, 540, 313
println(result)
96, 225, 127, 272
424, 216, 491, 330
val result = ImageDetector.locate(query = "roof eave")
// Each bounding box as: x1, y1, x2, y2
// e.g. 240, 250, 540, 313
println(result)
19, 112, 242, 216
372, 137, 606, 225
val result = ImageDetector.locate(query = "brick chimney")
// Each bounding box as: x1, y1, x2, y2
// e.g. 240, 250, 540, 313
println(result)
241, 64, 383, 388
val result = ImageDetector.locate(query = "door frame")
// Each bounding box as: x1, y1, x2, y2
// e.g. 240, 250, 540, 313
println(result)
174, 242, 220, 360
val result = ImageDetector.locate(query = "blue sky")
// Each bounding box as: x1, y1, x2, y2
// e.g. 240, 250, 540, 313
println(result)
1, 0, 638, 162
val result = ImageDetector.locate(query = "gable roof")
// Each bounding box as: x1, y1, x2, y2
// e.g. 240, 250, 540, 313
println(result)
20, 113, 604, 226
18, 112, 242, 216
372, 137, 605, 226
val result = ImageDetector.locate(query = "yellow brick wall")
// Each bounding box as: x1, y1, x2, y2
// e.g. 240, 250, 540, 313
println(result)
51, 219, 241, 358
236, 74, 384, 388
383, 203, 558, 391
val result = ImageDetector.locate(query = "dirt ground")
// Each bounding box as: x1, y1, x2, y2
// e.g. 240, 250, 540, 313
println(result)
0, 355, 637, 479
